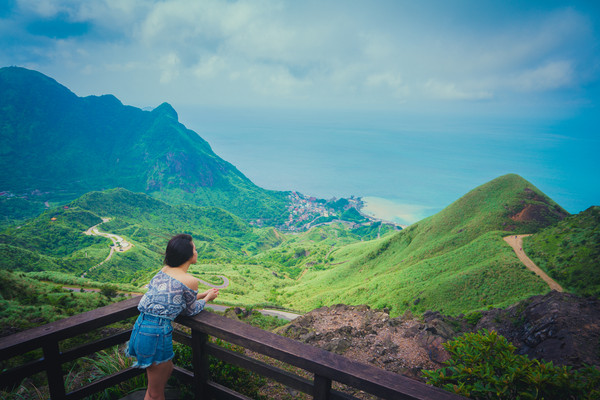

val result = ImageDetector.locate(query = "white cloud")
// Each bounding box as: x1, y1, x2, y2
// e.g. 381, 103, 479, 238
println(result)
3, 1, 597, 113
193, 55, 225, 78
509, 60, 575, 92
424, 79, 494, 101
16, 0, 63, 17
159, 52, 180, 84
365, 72, 409, 99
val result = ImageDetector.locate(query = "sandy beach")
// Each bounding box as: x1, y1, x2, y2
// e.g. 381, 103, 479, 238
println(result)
361, 197, 434, 227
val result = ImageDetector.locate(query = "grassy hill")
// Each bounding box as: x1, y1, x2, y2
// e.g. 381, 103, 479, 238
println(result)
1, 173, 590, 321
523, 206, 600, 297
278, 174, 570, 316
0, 188, 285, 284
0, 66, 288, 224
0, 269, 124, 335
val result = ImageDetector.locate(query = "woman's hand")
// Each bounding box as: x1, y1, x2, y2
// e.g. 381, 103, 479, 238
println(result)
198, 288, 219, 302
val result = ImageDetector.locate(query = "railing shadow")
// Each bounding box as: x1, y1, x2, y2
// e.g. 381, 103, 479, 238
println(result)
0, 297, 464, 400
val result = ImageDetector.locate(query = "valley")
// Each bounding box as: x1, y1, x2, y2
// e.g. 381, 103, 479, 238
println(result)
0, 174, 587, 319
1, 67, 599, 398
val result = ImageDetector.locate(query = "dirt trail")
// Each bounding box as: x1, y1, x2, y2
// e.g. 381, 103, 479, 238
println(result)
504, 235, 563, 292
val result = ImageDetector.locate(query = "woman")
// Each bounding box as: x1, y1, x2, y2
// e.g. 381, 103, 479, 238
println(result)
127, 234, 219, 400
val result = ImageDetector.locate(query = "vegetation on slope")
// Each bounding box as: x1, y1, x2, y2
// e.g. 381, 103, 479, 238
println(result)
0, 66, 288, 224
278, 174, 567, 316
0, 173, 587, 321
0, 269, 125, 335
423, 329, 600, 400
523, 206, 600, 297
0, 188, 286, 285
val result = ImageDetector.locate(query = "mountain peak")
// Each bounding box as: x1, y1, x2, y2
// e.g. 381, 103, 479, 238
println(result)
0, 66, 77, 106
0, 68, 288, 223
152, 102, 178, 121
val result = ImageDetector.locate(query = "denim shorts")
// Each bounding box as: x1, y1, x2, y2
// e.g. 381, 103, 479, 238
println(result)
126, 313, 174, 368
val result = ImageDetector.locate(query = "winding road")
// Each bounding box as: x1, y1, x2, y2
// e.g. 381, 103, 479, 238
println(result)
504, 234, 564, 292
81, 218, 132, 278
196, 275, 230, 289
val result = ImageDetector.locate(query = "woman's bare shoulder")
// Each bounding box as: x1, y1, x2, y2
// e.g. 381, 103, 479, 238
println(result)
181, 273, 199, 291
163, 268, 199, 291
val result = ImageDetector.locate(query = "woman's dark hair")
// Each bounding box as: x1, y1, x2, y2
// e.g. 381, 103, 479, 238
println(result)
164, 234, 194, 267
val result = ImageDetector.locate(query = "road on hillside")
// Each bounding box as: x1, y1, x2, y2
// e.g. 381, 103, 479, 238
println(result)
504, 235, 564, 292
81, 218, 133, 277
197, 275, 230, 289
205, 304, 301, 320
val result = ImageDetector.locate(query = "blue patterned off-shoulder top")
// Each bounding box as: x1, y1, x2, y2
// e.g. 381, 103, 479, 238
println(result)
137, 270, 205, 320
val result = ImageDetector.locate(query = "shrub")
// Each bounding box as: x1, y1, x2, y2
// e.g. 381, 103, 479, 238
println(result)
422, 329, 600, 399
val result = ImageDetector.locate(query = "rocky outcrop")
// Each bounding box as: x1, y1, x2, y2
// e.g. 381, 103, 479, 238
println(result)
276, 292, 600, 380
276, 304, 461, 379
474, 291, 600, 368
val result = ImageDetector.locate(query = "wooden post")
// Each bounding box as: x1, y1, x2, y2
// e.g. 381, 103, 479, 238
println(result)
313, 374, 331, 400
43, 341, 66, 399
191, 330, 210, 400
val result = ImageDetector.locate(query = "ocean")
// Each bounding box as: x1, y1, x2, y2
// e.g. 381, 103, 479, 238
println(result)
176, 106, 597, 225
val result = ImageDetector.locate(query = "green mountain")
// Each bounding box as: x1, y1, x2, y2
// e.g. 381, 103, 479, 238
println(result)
0, 188, 284, 284
1, 173, 593, 324
279, 174, 570, 315
0, 66, 288, 224
523, 206, 600, 297
0, 269, 116, 335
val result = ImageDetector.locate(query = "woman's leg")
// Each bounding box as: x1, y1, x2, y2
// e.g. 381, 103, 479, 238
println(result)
144, 360, 174, 400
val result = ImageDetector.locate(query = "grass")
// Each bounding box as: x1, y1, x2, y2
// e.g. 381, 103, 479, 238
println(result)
0, 174, 581, 325
523, 206, 600, 297
279, 231, 549, 316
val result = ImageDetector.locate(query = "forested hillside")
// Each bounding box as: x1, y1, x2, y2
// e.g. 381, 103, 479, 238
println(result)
278, 174, 570, 316
0, 66, 288, 224
0, 188, 288, 284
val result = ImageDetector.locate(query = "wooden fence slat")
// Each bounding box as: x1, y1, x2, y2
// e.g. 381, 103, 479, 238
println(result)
206, 381, 254, 400
173, 328, 192, 347
1, 297, 466, 400
43, 341, 66, 399
205, 342, 314, 394
181, 312, 464, 400
65, 367, 144, 400
192, 330, 209, 400
0, 297, 141, 360
0, 357, 46, 390
172, 365, 194, 384
314, 374, 332, 400
61, 330, 132, 363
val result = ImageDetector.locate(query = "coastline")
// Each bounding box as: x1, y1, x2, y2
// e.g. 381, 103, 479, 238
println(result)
360, 197, 434, 227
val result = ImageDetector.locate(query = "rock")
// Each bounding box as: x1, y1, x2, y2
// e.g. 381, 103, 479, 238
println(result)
277, 304, 452, 379
223, 308, 240, 320
275, 292, 600, 383
323, 338, 351, 354
474, 291, 600, 368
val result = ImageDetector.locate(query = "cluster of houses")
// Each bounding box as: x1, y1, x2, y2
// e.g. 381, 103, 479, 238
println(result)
284, 192, 331, 230
281, 192, 366, 231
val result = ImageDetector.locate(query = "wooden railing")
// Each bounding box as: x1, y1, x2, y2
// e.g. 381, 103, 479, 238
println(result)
0, 297, 465, 400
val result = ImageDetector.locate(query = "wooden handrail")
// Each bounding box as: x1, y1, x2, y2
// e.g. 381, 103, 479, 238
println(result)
0, 296, 141, 360
0, 297, 465, 400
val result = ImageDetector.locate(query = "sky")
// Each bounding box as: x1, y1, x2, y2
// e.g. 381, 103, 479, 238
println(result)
1, 0, 599, 224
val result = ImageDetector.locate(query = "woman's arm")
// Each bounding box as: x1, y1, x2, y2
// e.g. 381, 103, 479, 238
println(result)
197, 288, 219, 301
